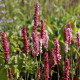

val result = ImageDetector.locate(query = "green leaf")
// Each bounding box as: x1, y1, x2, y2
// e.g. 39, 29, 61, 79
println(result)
44, 20, 59, 31
57, 34, 61, 40
72, 46, 80, 56
0, 66, 7, 80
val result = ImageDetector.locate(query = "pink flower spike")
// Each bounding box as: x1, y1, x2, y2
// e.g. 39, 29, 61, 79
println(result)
8, 68, 12, 80
38, 38, 42, 54
63, 58, 70, 80
67, 28, 72, 44
40, 19, 45, 45
68, 23, 72, 34
64, 42, 68, 53
31, 31, 39, 56
68, 23, 71, 29
64, 27, 68, 53
37, 67, 41, 80
64, 27, 68, 42
50, 48, 57, 68
1, 32, 9, 62
40, 19, 44, 39
22, 26, 29, 55
67, 23, 73, 44
44, 52, 49, 80
76, 32, 80, 51
43, 30, 49, 51
54, 38, 61, 62
33, 2, 39, 30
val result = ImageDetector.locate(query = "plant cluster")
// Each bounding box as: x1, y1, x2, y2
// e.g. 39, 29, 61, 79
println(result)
0, 1, 80, 80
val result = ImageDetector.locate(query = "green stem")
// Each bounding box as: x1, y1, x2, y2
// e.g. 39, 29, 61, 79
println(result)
50, 76, 52, 80
39, 53, 41, 67
7, 66, 9, 80
25, 54, 26, 80
63, 61, 64, 72
27, 71, 29, 80
40, 53, 41, 62
25, 72, 26, 80
50, 70, 53, 80
70, 45, 73, 80
5, 61, 9, 80
66, 53, 67, 58
36, 56, 38, 67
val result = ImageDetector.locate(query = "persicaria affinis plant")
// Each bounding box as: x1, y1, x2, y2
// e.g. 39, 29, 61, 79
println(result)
50, 48, 57, 68
76, 32, 80, 50
33, 2, 39, 30
1, 32, 10, 62
8, 68, 12, 80
63, 58, 70, 80
22, 26, 29, 55
44, 52, 49, 80
54, 38, 61, 63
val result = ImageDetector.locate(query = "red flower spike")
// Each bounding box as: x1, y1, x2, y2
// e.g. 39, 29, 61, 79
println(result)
22, 26, 29, 55
1, 32, 9, 62
33, 2, 39, 30
44, 52, 49, 80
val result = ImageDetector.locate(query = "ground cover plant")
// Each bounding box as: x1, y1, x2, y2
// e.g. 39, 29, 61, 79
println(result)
0, 0, 80, 80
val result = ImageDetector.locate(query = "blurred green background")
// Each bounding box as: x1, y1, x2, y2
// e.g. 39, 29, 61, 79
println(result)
1, 0, 80, 47
1, 0, 80, 30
